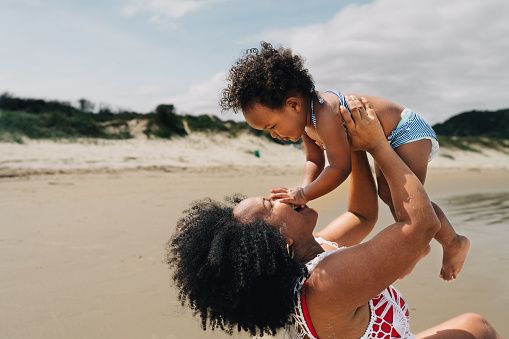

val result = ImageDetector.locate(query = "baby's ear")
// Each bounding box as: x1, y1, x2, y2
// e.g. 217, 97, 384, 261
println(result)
286, 97, 301, 113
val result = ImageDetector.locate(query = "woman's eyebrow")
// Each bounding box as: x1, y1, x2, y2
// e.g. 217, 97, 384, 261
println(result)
262, 198, 270, 210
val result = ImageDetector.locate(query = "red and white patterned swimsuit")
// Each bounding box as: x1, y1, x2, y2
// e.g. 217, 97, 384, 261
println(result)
285, 238, 414, 339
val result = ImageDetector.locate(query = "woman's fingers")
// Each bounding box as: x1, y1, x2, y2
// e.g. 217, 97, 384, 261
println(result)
347, 95, 364, 119
346, 96, 361, 121
342, 95, 387, 152
340, 105, 354, 128
360, 97, 377, 120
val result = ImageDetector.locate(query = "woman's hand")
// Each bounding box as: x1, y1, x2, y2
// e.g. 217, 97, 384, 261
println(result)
341, 96, 386, 153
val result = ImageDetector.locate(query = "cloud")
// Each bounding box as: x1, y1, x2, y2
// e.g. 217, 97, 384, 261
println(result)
164, 72, 243, 121
122, 0, 229, 22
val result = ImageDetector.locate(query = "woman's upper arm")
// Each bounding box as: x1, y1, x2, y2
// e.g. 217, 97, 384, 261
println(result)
314, 211, 369, 248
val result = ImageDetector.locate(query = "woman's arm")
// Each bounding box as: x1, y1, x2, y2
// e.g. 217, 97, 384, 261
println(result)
308, 96, 441, 313
314, 149, 378, 247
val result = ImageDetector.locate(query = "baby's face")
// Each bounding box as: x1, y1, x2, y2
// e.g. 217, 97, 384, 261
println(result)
243, 100, 307, 142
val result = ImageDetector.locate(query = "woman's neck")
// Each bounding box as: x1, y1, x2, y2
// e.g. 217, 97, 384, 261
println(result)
295, 236, 325, 264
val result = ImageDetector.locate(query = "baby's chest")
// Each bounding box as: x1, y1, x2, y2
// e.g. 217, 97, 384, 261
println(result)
305, 127, 325, 150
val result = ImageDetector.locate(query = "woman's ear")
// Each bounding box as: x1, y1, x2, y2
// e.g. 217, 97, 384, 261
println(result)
286, 238, 294, 246
285, 97, 301, 113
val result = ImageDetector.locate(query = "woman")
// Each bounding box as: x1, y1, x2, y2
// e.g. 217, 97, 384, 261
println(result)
166, 97, 501, 338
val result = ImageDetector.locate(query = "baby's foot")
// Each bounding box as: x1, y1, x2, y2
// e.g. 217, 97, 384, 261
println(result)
440, 235, 470, 281
399, 245, 431, 279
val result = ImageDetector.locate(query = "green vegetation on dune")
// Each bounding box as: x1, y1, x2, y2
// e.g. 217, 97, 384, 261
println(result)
0, 93, 286, 144
432, 109, 509, 154
0, 109, 107, 142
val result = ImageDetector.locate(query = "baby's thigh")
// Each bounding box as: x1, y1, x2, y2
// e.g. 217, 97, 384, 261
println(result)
375, 138, 432, 203
374, 162, 392, 205
393, 139, 432, 184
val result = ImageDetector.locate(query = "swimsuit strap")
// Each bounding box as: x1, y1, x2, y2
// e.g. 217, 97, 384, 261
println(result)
311, 88, 352, 140
310, 86, 324, 129
325, 90, 351, 114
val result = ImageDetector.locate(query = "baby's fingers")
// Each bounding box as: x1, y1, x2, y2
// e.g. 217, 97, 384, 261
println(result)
276, 198, 298, 205
270, 187, 289, 194
270, 192, 291, 200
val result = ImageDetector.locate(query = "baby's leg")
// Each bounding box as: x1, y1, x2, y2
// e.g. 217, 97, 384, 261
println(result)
430, 202, 470, 280
376, 139, 470, 280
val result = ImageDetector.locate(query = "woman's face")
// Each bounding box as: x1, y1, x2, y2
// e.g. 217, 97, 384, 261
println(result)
233, 197, 318, 238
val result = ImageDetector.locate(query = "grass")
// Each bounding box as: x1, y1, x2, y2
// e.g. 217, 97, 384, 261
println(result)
0, 109, 110, 142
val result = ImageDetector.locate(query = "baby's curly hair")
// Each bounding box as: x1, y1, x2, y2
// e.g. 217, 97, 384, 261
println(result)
220, 41, 314, 113
166, 194, 308, 337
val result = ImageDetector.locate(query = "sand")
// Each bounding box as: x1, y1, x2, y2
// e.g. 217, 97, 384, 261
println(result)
1, 135, 508, 338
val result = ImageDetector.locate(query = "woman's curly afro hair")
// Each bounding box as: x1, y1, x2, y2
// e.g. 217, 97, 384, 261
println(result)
166, 194, 308, 337
220, 41, 314, 114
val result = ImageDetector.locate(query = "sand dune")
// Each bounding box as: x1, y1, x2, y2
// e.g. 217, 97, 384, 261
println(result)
1, 133, 509, 177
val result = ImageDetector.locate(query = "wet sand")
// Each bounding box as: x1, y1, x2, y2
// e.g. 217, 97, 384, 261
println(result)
1, 167, 508, 338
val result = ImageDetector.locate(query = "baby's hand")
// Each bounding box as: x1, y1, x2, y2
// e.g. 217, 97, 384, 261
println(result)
270, 187, 308, 206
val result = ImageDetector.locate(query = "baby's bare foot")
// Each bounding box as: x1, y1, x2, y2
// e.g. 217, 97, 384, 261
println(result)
399, 245, 431, 279
440, 235, 470, 281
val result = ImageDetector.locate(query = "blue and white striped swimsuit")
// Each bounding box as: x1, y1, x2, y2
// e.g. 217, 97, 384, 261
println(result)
388, 108, 439, 161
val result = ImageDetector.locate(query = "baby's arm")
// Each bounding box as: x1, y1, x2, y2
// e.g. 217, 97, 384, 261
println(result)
303, 104, 352, 201
300, 133, 326, 187
271, 104, 352, 205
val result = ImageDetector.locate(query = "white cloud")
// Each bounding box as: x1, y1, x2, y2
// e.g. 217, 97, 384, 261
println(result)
164, 72, 244, 121
122, 0, 230, 22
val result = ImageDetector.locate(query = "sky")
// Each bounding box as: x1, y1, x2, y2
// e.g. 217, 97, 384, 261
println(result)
1, 0, 508, 125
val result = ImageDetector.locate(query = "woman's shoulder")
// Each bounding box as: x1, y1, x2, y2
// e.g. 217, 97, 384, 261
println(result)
315, 236, 341, 249
305, 237, 345, 271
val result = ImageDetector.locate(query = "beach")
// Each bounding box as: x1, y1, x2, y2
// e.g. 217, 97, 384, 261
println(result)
1, 136, 508, 338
